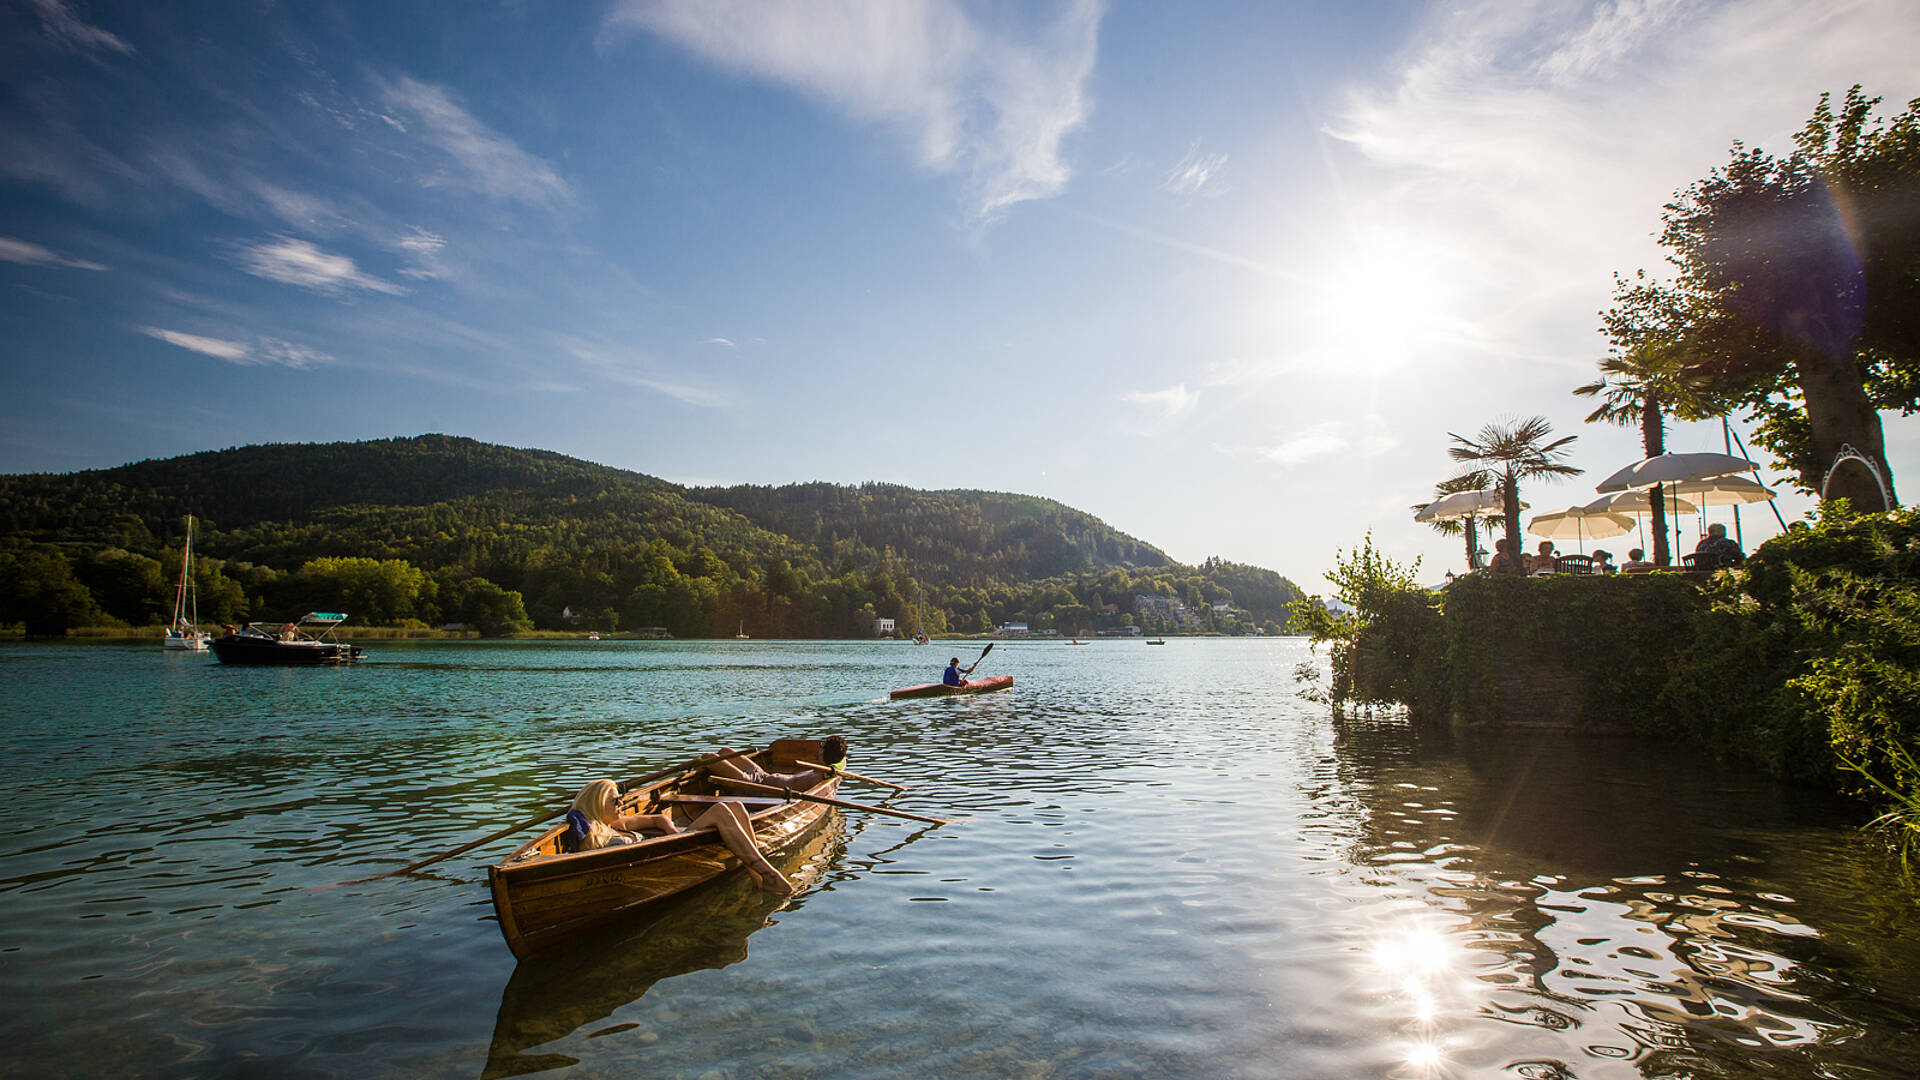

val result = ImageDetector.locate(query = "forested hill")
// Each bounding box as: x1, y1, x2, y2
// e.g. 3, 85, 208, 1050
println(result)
0, 435, 1303, 637
696, 481, 1173, 582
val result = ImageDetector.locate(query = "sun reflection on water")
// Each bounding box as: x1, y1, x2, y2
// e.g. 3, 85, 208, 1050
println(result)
1371, 919, 1481, 1077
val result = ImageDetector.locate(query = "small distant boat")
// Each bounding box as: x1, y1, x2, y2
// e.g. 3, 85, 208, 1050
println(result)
889, 674, 1014, 700
161, 516, 210, 651
1146, 638, 1166, 645
1067, 638, 1089, 645
735, 621, 749, 640
587, 632, 600, 641
912, 632, 930, 646
210, 613, 364, 665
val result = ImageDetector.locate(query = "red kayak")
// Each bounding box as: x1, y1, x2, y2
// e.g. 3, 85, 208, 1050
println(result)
890, 674, 1014, 700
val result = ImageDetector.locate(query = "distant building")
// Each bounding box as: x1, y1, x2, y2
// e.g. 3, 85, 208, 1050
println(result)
875, 617, 896, 637
997, 621, 1030, 637
1135, 595, 1201, 630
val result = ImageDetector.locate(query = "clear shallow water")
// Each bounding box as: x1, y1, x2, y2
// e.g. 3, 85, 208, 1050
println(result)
2, 638, 1918, 1078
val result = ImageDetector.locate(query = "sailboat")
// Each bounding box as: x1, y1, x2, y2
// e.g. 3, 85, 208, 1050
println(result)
162, 516, 210, 651
735, 620, 749, 640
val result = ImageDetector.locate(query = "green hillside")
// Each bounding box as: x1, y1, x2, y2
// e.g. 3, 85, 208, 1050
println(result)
0, 435, 1302, 637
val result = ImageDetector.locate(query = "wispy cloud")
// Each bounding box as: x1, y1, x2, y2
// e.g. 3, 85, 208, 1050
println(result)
375, 75, 574, 209
0, 236, 106, 270
1225, 419, 1397, 468
606, 0, 1104, 223
230, 236, 407, 296
701, 337, 737, 348
394, 226, 450, 280
139, 325, 330, 369
561, 339, 728, 408
1161, 139, 1227, 198
1074, 210, 1301, 280
26, 0, 133, 56
1123, 383, 1199, 422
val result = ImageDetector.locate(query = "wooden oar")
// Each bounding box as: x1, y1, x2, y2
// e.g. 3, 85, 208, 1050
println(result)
711, 776, 960, 826
791, 759, 907, 791
339, 747, 762, 884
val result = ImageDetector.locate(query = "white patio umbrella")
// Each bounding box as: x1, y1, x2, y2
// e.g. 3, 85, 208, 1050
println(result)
1526, 507, 1636, 554
1581, 491, 1700, 556
1581, 491, 1701, 516
1666, 475, 1776, 506
1415, 490, 1528, 570
1594, 452, 1758, 493
1414, 489, 1526, 522
1667, 475, 1777, 552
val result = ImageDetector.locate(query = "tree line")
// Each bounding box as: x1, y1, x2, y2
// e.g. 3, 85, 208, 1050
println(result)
0, 436, 1303, 637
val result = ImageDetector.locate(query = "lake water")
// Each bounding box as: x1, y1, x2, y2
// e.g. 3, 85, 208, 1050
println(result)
2, 638, 1918, 1078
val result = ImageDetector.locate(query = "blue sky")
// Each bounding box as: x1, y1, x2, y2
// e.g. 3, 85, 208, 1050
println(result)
4, 0, 1918, 590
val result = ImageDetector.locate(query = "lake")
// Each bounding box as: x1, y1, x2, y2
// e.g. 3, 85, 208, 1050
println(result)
2, 637, 1917, 1078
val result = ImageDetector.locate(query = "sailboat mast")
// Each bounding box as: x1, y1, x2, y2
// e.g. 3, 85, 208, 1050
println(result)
186, 516, 198, 629
173, 517, 192, 629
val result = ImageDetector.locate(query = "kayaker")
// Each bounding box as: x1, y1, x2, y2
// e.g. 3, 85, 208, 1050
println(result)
943, 656, 977, 687
568, 779, 793, 897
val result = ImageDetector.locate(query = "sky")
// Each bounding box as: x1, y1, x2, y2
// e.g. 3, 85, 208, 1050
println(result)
3, 0, 1918, 592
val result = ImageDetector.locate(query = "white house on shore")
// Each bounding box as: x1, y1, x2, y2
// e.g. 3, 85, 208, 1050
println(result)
875, 617, 896, 637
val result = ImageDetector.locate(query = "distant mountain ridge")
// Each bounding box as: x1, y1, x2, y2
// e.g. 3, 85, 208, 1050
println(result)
0, 435, 1298, 637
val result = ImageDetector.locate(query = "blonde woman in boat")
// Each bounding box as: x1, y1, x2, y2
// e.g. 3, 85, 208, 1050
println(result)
568, 779, 793, 897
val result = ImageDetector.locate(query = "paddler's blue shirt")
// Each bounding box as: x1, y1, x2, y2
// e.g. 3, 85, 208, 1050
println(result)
943, 664, 962, 686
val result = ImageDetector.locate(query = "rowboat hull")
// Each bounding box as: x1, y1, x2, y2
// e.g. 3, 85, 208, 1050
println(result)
889, 674, 1014, 699
487, 739, 842, 959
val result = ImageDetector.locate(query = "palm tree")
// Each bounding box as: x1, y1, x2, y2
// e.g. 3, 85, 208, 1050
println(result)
1573, 348, 1692, 566
1447, 417, 1583, 574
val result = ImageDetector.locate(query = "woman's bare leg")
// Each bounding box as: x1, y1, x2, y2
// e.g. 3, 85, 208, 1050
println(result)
689, 803, 793, 897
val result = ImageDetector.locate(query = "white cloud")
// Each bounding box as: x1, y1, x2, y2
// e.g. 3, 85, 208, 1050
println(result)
376, 75, 574, 208
701, 337, 737, 348
394, 226, 450, 280
1161, 139, 1227, 198
139, 326, 247, 361
0, 236, 106, 270
27, 0, 133, 56
606, 0, 1103, 222
231, 236, 407, 296
1123, 382, 1199, 423
138, 326, 332, 369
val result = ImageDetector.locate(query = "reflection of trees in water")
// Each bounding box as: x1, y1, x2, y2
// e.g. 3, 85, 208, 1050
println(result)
483, 813, 851, 1079
1326, 715, 1920, 1077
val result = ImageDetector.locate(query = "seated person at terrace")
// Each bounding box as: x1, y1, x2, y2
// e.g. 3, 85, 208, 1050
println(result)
1694, 523, 1744, 563
1489, 538, 1520, 574
1590, 549, 1616, 575
1530, 541, 1559, 574
1620, 547, 1655, 573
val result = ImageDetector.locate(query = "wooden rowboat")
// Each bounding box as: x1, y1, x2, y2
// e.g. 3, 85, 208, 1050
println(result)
487, 738, 843, 959
889, 674, 1014, 700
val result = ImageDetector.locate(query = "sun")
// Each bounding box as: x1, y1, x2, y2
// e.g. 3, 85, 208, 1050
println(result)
1302, 236, 1462, 377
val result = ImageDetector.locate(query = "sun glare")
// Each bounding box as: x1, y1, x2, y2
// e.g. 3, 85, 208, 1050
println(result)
1303, 240, 1460, 377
